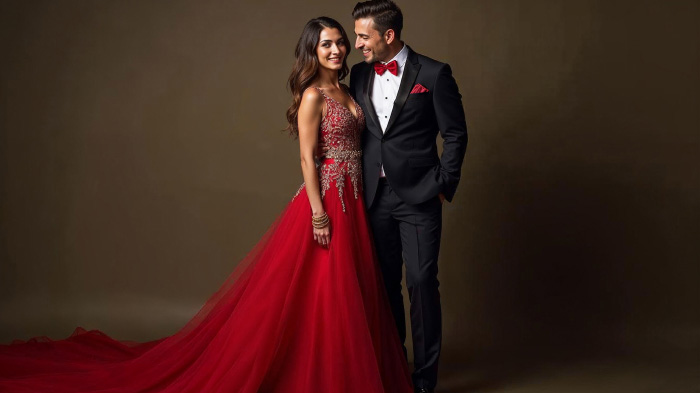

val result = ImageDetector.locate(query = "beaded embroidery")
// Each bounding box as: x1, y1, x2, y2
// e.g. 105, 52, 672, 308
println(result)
293, 86, 365, 212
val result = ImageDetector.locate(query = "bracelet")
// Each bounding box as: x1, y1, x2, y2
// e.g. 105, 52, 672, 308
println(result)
312, 213, 329, 228
311, 212, 329, 229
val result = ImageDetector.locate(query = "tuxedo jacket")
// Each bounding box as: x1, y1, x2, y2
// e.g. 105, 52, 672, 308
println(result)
349, 45, 468, 208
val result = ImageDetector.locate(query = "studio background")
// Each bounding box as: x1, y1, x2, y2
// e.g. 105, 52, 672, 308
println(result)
1, 0, 698, 388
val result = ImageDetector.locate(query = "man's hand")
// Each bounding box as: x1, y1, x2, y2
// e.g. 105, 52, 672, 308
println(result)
315, 141, 330, 160
439, 193, 445, 204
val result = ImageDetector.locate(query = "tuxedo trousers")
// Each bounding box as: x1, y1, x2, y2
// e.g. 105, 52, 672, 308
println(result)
368, 177, 443, 390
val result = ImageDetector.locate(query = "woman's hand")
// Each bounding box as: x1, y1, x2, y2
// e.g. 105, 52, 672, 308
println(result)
312, 213, 331, 248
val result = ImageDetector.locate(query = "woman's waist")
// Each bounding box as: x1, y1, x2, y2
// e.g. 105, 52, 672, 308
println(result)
323, 147, 362, 162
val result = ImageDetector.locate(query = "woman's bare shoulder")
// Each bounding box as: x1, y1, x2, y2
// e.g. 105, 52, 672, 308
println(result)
302, 86, 324, 103
299, 86, 325, 115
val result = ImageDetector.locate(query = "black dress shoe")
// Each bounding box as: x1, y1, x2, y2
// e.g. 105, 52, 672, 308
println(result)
416, 388, 434, 393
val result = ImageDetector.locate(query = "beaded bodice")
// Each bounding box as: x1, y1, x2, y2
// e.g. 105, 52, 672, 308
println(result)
295, 86, 365, 212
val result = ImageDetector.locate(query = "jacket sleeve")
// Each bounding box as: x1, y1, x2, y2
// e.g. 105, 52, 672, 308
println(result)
433, 63, 468, 202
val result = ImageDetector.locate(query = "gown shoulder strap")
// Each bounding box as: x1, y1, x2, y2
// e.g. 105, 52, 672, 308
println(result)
312, 86, 328, 98
310, 86, 330, 120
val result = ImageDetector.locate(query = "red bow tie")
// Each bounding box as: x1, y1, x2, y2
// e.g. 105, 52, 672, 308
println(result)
374, 60, 399, 76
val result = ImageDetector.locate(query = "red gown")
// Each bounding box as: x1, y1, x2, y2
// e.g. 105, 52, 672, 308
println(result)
0, 87, 414, 393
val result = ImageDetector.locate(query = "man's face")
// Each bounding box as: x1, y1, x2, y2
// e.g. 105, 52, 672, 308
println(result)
354, 17, 390, 63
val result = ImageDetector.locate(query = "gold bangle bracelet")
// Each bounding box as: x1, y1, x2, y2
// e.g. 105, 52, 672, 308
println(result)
311, 212, 328, 222
311, 212, 329, 228
312, 221, 329, 229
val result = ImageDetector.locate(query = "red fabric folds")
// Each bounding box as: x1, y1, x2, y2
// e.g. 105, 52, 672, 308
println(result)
0, 178, 414, 392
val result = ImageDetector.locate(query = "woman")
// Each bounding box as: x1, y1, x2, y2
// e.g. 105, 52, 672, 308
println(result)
0, 17, 413, 393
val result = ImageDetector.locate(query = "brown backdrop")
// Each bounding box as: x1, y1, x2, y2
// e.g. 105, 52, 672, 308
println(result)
1, 0, 698, 367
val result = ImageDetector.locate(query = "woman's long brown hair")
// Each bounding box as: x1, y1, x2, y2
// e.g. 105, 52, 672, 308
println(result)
285, 17, 350, 137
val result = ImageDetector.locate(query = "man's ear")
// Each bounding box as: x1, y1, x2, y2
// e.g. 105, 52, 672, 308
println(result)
385, 29, 396, 45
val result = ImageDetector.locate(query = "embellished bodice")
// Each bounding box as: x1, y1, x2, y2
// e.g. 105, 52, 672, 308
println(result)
295, 86, 366, 212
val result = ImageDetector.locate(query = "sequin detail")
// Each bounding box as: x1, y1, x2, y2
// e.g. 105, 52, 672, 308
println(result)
293, 86, 366, 212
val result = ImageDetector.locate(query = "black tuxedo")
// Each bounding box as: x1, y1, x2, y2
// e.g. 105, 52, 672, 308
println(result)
349, 45, 468, 390
350, 46, 467, 208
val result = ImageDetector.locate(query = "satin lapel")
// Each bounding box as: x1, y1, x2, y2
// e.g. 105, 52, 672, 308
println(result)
362, 65, 383, 139
384, 49, 421, 136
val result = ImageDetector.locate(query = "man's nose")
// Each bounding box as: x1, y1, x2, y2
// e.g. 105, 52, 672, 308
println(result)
355, 37, 362, 50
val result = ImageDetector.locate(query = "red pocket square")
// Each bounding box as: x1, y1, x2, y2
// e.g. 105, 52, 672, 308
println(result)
410, 84, 429, 94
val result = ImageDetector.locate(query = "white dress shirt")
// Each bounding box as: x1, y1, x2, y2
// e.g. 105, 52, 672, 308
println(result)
371, 43, 408, 177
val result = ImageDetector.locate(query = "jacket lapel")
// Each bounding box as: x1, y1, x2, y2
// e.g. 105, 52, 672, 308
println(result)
384, 46, 421, 136
362, 64, 383, 139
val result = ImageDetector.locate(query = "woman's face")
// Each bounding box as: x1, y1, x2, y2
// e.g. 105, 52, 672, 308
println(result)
316, 27, 347, 72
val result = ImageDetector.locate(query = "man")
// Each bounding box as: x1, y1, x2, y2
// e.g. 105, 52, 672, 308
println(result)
348, 1, 468, 392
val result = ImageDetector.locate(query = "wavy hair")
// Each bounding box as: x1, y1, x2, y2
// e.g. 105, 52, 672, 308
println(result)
285, 17, 350, 137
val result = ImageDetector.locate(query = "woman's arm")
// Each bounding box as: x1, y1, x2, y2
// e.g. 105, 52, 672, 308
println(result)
297, 88, 330, 247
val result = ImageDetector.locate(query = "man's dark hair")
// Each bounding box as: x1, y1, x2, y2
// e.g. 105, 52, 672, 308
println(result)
352, 0, 403, 40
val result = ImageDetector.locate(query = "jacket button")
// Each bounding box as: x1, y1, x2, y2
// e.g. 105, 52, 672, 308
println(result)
376, 162, 381, 167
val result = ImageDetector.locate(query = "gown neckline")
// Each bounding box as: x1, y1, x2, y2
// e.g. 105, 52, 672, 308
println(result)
314, 86, 361, 121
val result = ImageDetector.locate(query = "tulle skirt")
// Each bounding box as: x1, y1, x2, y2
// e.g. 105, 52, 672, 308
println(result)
0, 174, 413, 393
